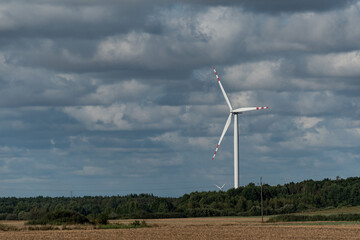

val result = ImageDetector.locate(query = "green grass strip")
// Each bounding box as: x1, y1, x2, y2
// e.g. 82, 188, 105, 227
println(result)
267, 213, 360, 223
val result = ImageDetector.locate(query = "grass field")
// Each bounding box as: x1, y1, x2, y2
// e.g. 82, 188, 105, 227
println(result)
1, 216, 360, 240
297, 206, 360, 215
265, 205, 360, 223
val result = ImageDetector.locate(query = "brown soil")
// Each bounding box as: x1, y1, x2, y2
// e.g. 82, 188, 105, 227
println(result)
1, 217, 360, 240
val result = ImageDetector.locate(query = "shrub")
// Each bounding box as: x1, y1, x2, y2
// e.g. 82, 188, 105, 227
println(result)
0, 223, 19, 231
131, 220, 141, 226
130, 220, 148, 228
267, 213, 360, 223
28, 226, 59, 231
96, 213, 109, 225
97, 220, 149, 229
5, 214, 17, 220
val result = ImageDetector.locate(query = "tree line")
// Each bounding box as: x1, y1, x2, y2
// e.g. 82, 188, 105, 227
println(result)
0, 176, 359, 220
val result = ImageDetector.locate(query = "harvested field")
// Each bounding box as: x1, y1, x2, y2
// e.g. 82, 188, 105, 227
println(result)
1, 217, 360, 240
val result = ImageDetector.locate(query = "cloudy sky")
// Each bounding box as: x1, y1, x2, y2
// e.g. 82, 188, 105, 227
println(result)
0, 0, 360, 197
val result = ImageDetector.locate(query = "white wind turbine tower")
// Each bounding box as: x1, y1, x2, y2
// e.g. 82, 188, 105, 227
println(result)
211, 67, 269, 189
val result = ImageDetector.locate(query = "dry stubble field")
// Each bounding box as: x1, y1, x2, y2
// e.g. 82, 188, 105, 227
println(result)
1, 217, 360, 240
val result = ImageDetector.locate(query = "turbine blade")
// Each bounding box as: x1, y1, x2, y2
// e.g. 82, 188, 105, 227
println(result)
232, 106, 269, 113
214, 184, 220, 189
213, 67, 232, 111
221, 183, 226, 188
212, 113, 232, 160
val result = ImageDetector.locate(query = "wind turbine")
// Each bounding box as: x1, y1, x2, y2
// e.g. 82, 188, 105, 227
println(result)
214, 183, 226, 191
211, 67, 269, 189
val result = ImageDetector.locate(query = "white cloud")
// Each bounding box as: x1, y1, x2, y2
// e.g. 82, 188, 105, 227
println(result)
95, 32, 150, 63
132, 154, 184, 167
246, 6, 360, 53
223, 60, 287, 90
294, 91, 342, 115
0, 2, 112, 30
296, 117, 323, 129
63, 103, 186, 131
280, 124, 360, 150
87, 80, 152, 104
188, 136, 215, 150
150, 131, 183, 148
196, 6, 251, 49
74, 166, 109, 176
150, 131, 217, 151
63, 104, 131, 130
307, 51, 360, 77
0, 177, 46, 184
126, 105, 183, 129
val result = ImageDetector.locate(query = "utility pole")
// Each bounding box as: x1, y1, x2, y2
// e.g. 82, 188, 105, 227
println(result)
260, 177, 264, 223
